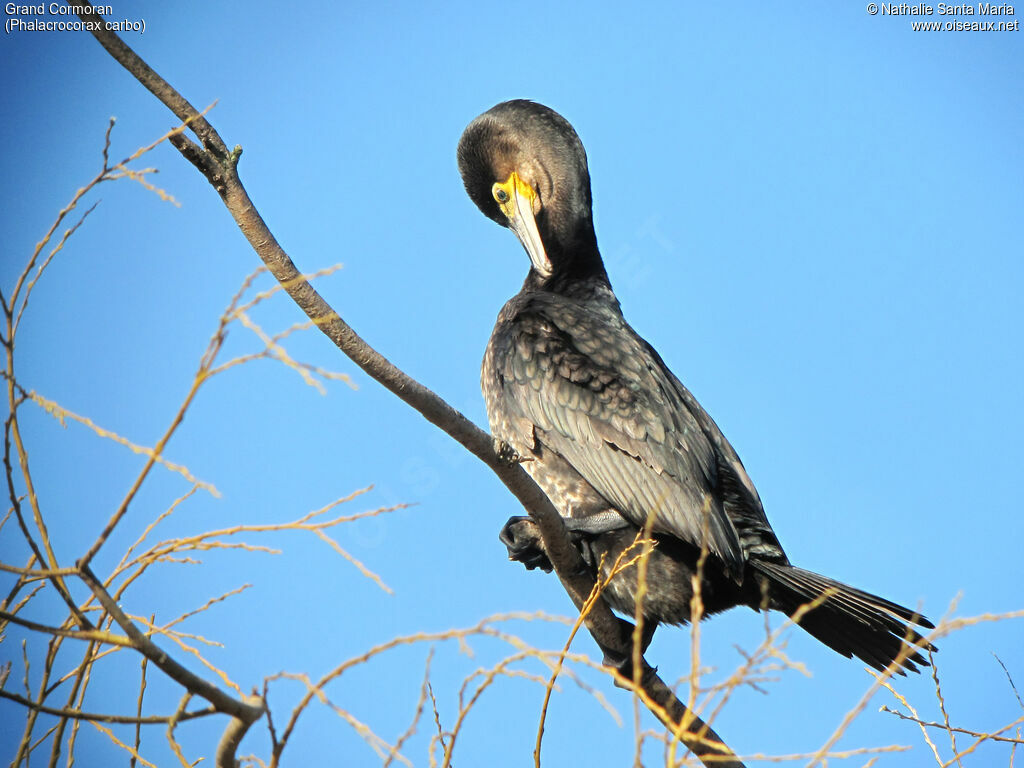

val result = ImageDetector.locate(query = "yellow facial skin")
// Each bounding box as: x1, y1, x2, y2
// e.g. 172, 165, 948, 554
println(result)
491, 171, 537, 218
491, 171, 552, 279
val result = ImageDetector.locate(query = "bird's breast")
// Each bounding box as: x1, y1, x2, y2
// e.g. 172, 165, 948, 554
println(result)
483, 309, 611, 521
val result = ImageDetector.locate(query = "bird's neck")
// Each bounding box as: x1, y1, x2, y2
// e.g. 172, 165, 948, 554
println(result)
524, 230, 617, 304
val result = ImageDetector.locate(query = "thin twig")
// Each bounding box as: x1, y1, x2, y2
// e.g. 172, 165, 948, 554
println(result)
929, 650, 962, 766
0, 689, 216, 725
881, 707, 1024, 746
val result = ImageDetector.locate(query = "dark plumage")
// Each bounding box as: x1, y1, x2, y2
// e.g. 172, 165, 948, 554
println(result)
458, 99, 933, 673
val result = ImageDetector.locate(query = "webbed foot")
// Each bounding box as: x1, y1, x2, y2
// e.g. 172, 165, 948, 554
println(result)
603, 620, 658, 686
499, 516, 553, 572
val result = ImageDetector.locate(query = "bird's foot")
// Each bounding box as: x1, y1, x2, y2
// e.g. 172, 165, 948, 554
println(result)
499, 516, 553, 572
602, 646, 631, 676
602, 645, 658, 689
602, 619, 658, 687
493, 439, 533, 466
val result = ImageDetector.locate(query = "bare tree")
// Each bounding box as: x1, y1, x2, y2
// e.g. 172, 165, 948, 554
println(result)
3, 6, 1023, 768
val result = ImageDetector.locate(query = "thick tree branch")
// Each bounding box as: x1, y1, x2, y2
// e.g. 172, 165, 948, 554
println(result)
75, 7, 744, 766
216, 700, 264, 768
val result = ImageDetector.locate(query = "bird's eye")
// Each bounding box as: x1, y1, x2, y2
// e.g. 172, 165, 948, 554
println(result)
493, 185, 510, 204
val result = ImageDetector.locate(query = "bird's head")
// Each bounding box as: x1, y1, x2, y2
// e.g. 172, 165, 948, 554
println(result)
457, 100, 597, 282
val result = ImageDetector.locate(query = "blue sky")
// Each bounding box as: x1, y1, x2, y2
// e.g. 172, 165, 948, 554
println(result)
2, 2, 1022, 766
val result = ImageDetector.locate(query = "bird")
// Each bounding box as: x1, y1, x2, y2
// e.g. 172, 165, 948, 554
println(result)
457, 99, 933, 673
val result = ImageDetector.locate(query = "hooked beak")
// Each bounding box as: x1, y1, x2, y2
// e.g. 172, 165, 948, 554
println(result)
496, 172, 552, 278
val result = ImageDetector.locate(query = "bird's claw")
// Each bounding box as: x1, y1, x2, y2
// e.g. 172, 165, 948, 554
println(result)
493, 439, 534, 466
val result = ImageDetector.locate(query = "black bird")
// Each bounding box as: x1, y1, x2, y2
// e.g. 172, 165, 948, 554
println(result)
458, 100, 933, 673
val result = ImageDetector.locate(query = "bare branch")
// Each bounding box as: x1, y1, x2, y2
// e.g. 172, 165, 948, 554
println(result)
76, 368, 207, 570
994, 653, 1024, 711
0, 610, 132, 647
77, 563, 265, 725
929, 650, 962, 766
217, 703, 265, 768
0, 689, 216, 725
27, 390, 217, 495
384, 650, 435, 768
132, 618, 153, 768
881, 706, 1024, 746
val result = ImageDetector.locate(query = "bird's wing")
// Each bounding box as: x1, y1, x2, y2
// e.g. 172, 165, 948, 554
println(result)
652, 348, 783, 558
492, 295, 746, 572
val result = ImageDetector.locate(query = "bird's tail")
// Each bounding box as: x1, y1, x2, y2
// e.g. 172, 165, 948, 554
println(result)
749, 560, 935, 673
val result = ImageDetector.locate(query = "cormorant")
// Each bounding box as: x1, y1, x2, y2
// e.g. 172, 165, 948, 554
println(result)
458, 100, 933, 672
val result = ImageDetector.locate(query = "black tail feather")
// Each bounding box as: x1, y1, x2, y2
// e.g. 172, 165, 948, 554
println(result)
750, 561, 935, 674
